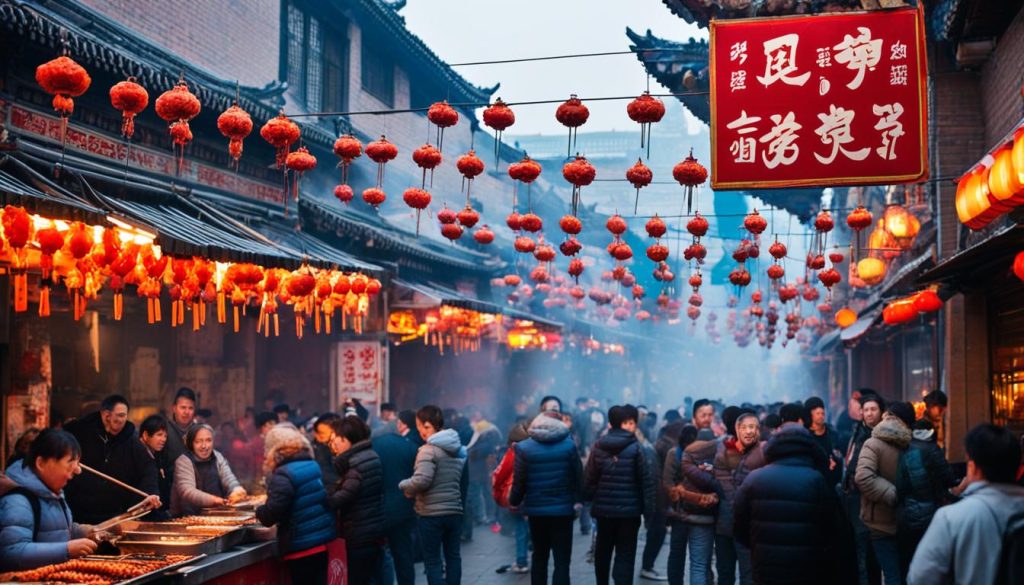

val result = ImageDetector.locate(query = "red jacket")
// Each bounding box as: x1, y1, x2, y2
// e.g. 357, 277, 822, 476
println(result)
492, 448, 515, 508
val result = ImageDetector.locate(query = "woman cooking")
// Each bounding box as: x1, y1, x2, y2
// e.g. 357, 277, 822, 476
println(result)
171, 424, 246, 516
0, 429, 99, 571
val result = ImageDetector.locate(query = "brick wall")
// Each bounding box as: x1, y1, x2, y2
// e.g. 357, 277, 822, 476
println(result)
78, 0, 280, 88
981, 7, 1024, 145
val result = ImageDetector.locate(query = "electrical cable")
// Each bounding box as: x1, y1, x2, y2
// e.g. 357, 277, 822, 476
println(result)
447, 48, 699, 67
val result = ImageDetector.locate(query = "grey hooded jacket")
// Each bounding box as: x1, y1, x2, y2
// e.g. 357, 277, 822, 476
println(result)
398, 428, 467, 517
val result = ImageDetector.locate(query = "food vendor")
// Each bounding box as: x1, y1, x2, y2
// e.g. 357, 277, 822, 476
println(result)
0, 429, 100, 571
170, 424, 246, 516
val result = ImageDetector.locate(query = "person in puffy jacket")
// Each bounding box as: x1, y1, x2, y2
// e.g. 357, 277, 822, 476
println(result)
328, 416, 385, 585
372, 412, 420, 585
733, 424, 839, 585
256, 425, 336, 584
584, 404, 655, 585
662, 426, 718, 585
399, 405, 467, 585
510, 411, 583, 584
492, 417, 531, 574
897, 419, 954, 577
0, 430, 99, 571
855, 401, 915, 585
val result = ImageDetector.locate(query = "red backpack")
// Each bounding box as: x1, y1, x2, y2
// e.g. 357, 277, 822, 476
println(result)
491, 447, 515, 508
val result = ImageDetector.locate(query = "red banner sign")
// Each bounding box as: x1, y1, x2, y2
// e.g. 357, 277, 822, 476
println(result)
710, 7, 928, 190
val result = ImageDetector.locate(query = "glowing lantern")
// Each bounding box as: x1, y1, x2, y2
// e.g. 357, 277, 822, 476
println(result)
216, 104, 253, 169
35, 55, 91, 143
883, 204, 920, 249
835, 308, 857, 328
868, 219, 900, 260
955, 166, 997, 230
156, 80, 202, 172
857, 257, 887, 286
913, 290, 943, 313
882, 297, 918, 325
846, 205, 874, 231
1013, 128, 1024, 185
110, 78, 149, 140
988, 145, 1024, 208
1014, 251, 1024, 282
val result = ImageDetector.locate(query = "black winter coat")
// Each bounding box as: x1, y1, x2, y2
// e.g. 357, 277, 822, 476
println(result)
63, 413, 159, 524
313, 440, 340, 494
330, 440, 385, 545
584, 428, 655, 520
371, 432, 418, 528
734, 426, 839, 585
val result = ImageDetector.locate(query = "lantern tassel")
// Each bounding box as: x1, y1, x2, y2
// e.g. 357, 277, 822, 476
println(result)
39, 286, 50, 317
171, 299, 178, 328
233, 305, 240, 333
147, 298, 155, 324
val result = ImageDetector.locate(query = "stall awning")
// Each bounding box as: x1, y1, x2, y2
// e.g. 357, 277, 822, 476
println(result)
840, 307, 882, 346
391, 278, 562, 329
917, 224, 1024, 288
0, 155, 107, 224
811, 328, 841, 355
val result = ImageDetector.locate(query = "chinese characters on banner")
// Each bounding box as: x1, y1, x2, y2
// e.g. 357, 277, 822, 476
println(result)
710, 7, 928, 189
333, 341, 383, 406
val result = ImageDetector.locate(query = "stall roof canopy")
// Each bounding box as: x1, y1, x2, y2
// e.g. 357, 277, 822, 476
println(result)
840, 307, 882, 345
0, 155, 106, 224
917, 224, 1023, 289
392, 278, 562, 330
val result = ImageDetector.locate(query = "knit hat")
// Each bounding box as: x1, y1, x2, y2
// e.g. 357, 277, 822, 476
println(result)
263, 424, 311, 469
887, 401, 916, 430
779, 403, 805, 424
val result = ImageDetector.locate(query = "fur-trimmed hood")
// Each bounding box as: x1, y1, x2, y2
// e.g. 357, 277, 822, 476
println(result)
871, 414, 912, 449
528, 412, 571, 443
264, 425, 314, 470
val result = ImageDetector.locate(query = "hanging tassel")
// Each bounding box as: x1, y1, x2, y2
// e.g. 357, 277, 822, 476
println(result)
39, 286, 51, 317
233, 305, 240, 333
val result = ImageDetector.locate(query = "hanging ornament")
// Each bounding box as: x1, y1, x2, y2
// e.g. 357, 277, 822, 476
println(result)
457, 150, 485, 206
35, 54, 91, 144
846, 205, 873, 231
560, 237, 582, 257
626, 159, 653, 214
689, 271, 703, 292
606, 214, 627, 236
743, 209, 768, 239
829, 251, 845, 264
813, 210, 835, 254
626, 91, 665, 154
769, 240, 787, 260
563, 155, 596, 217
333, 134, 363, 186
506, 212, 523, 232
362, 187, 387, 209
412, 143, 443, 188
673, 150, 708, 214
555, 94, 589, 157
534, 243, 556, 263
474, 225, 495, 245
508, 155, 543, 211
365, 135, 399, 188
155, 79, 202, 174
334, 184, 354, 205
2, 206, 33, 313
285, 146, 317, 204
567, 258, 584, 282
109, 77, 148, 140
482, 97, 515, 165
729, 268, 751, 287
767, 264, 785, 280
520, 213, 543, 233
427, 100, 459, 152
514, 235, 537, 254
684, 242, 708, 264
647, 243, 669, 262
34, 226, 65, 317
441, 223, 464, 241
457, 206, 480, 229
216, 103, 253, 169
645, 215, 667, 239
560, 215, 583, 235
402, 188, 433, 235
608, 241, 633, 261
686, 213, 709, 238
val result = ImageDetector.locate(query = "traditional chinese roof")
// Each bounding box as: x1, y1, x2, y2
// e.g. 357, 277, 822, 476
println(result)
0, 0, 334, 148
929, 0, 1024, 43
351, 0, 497, 107
626, 28, 710, 125
659, 0, 867, 30
0, 153, 107, 224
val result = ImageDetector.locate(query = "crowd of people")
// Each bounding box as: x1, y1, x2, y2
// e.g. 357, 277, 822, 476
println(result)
1, 387, 1023, 585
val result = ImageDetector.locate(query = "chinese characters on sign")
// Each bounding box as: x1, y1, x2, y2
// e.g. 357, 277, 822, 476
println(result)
334, 341, 383, 406
710, 7, 928, 189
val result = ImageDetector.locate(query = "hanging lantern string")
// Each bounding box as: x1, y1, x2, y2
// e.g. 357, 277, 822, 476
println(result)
447, 47, 702, 67
285, 92, 710, 119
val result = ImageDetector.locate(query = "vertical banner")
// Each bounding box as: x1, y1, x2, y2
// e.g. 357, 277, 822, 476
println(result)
710, 7, 928, 189
331, 341, 384, 408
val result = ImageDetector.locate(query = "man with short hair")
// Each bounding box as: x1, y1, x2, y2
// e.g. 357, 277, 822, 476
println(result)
63, 395, 160, 524
379, 402, 397, 425
835, 390, 863, 452
399, 405, 467, 585
373, 408, 420, 585
585, 404, 656, 585
273, 403, 291, 423
908, 423, 1024, 585
804, 396, 842, 487
779, 402, 806, 427
164, 387, 197, 465
691, 399, 714, 431
921, 391, 947, 449
139, 415, 172, 515
312, 413, 340, 491
843, 392, 886, 585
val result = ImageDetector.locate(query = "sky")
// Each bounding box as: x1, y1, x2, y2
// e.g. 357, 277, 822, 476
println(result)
400, 0, 708, 136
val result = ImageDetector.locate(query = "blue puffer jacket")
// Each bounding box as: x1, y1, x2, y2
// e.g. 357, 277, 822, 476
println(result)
584, 428, 655, 519
509, 413, 582, 516
0, 462, 87, 571
256, 454, 336, 555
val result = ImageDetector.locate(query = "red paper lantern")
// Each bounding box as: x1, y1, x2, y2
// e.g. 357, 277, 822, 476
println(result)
610, 242, 633, 261
689, 273, 703, 290
457, 150, 485, 180
835, 308, 857, 328
514, 236, 537, 253
606, 214, 627, 236
506, 212, 523, 231
645, 215, 667, 239
437, 206, 458, 225
365, 136, 399, 188
846, 205, 873, 231
829, 251, 845, 264
457, 206, 480, 228
814, 211, 835, 233
520, 213, 543, 233
362, 187, 386, 208
1014, 251, 1024, 282
560, 237, 582, 257
632, 285, 646, 300
729, 268, 752, 287
626, 91, 665, 124
35, 55, 91, 143
427, 101, 458, 152
441, 223, 464, 241
626, 158, 653, 213
474, 225, 495, 245
685, 243, 708, 263
647, 244, 669, 262
156, 80, 202, 169
817, 268, 842, 289
216, 104, 253, 167
504, 275, 522, 287
555, 94, 589, 155
883, 298, 918, 325
563, 156, 597, 186
687, 213, 709, 238
559, 215, 582, 235
769, 241, 787, 259
673, 150, 708, 214
913, 290, 943, 313
767, 264, 785, 280
743, 210, 768, 236
534, 244, 556, 263
508, 156, 542, 183
259, 113, 300, 169
285, 147, 317, 202
483, 98, 515, 131
334, 184, 354, 205
333, 135, 363, 184
110, 78, 149, 140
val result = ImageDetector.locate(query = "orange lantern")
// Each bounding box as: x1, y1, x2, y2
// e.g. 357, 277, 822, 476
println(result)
835, 308, 857, 328
912, 290, 943, 313
882, 204, 920, 249
867, 219, 900, 260
1013, 128, 1024, 185
1013, 251, 1024, 282
956, 166, 998, 230
882, 297, 919, 325
988, 145, 1024, 208
857, 257, 887, 286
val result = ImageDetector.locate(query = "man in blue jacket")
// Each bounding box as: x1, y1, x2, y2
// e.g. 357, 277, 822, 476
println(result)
585, 404, 656, 585
510, 410, 583, 585
373, 410, 420, 585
